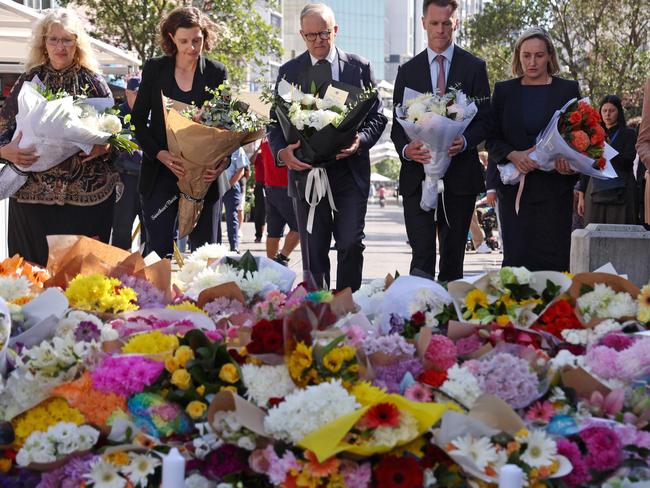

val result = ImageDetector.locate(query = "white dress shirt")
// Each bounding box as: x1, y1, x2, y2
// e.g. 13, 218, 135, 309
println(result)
427, 43, 455, 95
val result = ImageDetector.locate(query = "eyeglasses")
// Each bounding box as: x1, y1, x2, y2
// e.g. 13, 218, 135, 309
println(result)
45, 36, 76, 47
302, 30, 331, 42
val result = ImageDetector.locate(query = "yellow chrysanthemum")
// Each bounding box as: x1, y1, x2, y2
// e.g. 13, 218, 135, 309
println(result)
166, 301, 207, 315
465, 289, 488, 312
288, 342, 313, 382
121, 331, 180, 356
65, 273, 138, 313
351, 381, 387, 406
11, 398, 85, 447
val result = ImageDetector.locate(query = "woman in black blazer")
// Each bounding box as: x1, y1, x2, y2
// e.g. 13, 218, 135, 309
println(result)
576, 95, 638, 225
132, 6, 228, 258
487, 27, 580, 272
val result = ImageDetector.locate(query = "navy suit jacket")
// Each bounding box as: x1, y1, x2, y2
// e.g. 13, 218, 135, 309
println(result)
267, 48, 387, 198
486, 76, 581, 200
391, 46, 491, 197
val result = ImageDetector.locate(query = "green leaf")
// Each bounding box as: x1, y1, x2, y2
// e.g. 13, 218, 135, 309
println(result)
310, 80, 317, 95
580, 283, 594, 295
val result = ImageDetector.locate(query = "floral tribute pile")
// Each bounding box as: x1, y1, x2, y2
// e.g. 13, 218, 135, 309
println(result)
0, 240, 649, 488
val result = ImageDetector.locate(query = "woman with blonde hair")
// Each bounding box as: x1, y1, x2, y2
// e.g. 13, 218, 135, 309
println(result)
132, 6, 229, 258
486, 27, 581, 271
0, 8, 119, 265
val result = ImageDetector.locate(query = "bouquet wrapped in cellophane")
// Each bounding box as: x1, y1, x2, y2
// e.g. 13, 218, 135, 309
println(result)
498, 98, 618, 185
395, 87, 478, 211
163, 82, 267, 238
0, 77, 137, 199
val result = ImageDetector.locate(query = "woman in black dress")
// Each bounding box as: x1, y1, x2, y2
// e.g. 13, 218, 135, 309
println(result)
487, 27, 580, 271
132, 6, 229, 258
576, 95, 638, 225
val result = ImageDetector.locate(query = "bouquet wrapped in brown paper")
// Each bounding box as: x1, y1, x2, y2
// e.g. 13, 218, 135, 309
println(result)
163, 84, 268, 238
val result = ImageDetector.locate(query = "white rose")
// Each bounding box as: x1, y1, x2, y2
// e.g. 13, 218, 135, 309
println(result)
98, 114, 123, 134
301, 94, 316, 107
447, 103, 466, 120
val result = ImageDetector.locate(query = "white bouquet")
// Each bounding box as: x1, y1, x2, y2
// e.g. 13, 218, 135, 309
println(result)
498, 97, 618, 186
395, 87, 478, 211
0, 76, 136, 199
16, 422, 99, 466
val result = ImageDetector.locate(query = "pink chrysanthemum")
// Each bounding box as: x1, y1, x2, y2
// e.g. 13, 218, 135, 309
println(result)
424, 334, 457, 371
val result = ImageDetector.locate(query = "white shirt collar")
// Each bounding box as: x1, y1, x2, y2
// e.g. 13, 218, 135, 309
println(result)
310, 46, 338, 66
427, 43, 455, 65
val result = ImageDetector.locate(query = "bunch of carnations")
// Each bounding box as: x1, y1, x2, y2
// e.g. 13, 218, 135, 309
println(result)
576, 283, 637, 323
245, 318, 284, 355
532, 299, 583, 339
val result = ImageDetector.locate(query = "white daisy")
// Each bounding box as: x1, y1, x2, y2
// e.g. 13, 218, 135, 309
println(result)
85, 459, 126, 488
449, 434, 500, 472
0, 275, 31, 302
122, 453, 160, 487
520, 430, 557, 468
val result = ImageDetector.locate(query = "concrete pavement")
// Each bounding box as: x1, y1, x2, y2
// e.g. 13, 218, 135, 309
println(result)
238, 200, 502, 288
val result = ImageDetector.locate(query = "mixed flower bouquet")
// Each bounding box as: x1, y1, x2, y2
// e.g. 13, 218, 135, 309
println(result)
395, 87, 478, 211
163, 83, 266, 237
0, 77, 137, 199
498, 98, 618, 185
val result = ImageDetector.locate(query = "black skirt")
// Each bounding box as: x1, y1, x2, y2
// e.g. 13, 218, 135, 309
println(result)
8, 194, 115, 267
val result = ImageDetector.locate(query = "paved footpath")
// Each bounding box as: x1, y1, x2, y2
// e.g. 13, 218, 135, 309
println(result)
238, 200, 502, 288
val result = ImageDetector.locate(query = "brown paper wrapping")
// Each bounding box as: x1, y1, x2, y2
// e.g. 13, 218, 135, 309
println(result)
197, 282, 245, 309
330, 288, 356, 317
207, 390, 267, 437
163, 94, 265, 238
469, 394, 525, 436
568, 272, 640, 327
560, 366, 611, 398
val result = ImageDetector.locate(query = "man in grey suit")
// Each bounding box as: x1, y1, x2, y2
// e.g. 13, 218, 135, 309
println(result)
267, 3, 387, 291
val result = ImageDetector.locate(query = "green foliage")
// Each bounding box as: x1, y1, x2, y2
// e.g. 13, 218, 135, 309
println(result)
59, 0, 283, 87
373, 158, 400, 181
463, 0, 649, 114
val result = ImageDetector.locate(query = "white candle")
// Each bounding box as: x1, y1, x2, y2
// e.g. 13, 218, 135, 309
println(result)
162, 447, 185, 488
498, 464, 524, 488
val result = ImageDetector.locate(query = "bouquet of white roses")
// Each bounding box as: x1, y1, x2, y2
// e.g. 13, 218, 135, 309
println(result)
0, 77, 137, 199
395, 87, 478, 211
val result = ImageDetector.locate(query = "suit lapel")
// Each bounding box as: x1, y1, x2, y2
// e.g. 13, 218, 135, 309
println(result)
295, 51, 314, 92
338, 48, 357, 86
415, 50, 433, 94
446, 45, 464, 93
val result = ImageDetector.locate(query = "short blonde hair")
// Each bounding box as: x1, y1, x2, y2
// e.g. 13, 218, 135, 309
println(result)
511, 27, 560, 77
26, 8, 99, 73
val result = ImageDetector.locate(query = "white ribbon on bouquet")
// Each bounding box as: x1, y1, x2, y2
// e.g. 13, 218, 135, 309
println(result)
304, 167, 337, 234
497, 97, 619, 214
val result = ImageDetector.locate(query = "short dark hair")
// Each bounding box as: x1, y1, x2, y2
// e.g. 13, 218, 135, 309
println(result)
600, 95, 627, 128
159, 6, 218, 56
423, 0, 459, 15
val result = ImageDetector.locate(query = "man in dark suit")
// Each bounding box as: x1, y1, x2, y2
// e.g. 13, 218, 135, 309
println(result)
391, 0, 490, 282
267, 3, 387, 291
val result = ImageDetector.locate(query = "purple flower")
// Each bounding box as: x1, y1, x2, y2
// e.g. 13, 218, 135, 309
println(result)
119, 274, 167, 308
91, 356, 164, 396
38, 453, 97, 488
74, 321, 101, 343
374, 359, 423, 393
471, 352, 540, 409
202, 445, 248, 480
579, 425, 622, 471
363, 334, 415, 357
556, 438, 591, 487
585, 346, 621, 380
388, 313, 405, 335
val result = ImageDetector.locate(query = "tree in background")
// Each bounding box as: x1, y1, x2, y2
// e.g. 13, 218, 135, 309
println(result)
374, 158, 400, 182
463, 0, 649, 115
58, 0, 282, 87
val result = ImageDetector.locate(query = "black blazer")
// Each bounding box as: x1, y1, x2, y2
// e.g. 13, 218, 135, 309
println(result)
486, 76, 581, 200
391, 46, 491, 197
132, 56, 227, 197
267, 48, 387, 198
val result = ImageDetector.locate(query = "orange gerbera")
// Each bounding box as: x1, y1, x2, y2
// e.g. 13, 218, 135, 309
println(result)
304, 450, 341, 478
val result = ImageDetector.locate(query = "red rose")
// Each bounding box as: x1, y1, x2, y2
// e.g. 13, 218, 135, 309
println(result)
262, 330, 283, 353
571, 130, 590, 152
375, 455, 423, 488
411, 311, 426, 326
590, 125, 605, 145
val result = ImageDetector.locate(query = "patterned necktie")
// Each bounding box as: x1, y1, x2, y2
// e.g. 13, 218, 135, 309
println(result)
435, 55, 446, 95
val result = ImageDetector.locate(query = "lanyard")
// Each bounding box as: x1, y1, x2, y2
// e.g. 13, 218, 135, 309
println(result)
608, 128, 620, 145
